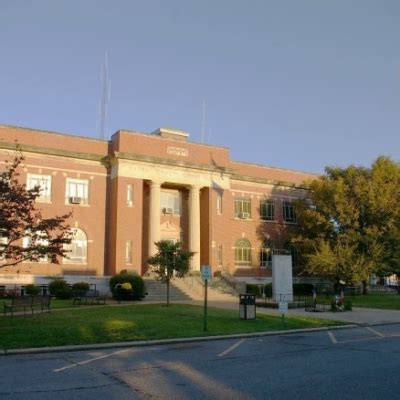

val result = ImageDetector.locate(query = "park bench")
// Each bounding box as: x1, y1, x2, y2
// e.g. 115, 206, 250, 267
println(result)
3, 295, 51, 316
73, 289, 106, 306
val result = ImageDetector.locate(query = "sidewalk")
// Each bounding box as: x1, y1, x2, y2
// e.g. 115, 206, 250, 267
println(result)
177, 298, 400, 326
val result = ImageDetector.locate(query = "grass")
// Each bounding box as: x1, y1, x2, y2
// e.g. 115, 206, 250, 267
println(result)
0, 303, 341, 350
349, 293, 400, 310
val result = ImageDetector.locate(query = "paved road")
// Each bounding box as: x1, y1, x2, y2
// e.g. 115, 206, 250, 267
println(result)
1, 323, 400, 399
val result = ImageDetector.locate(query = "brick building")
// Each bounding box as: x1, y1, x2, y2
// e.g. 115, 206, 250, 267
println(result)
0, 124, 317, 283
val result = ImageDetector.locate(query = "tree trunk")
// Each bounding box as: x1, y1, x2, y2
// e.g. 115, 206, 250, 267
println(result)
362, 279, 368, 295
166, 278, 170, 306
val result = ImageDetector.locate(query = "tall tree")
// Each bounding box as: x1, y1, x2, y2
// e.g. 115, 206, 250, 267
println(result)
147, 240, 194, 306
0, 153, 72, 268
291, 157, 400, 290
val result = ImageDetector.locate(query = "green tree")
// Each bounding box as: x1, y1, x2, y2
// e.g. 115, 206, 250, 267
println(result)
0, 153, 72, 269
291, 157, 400, 291
147, 240, 194, 306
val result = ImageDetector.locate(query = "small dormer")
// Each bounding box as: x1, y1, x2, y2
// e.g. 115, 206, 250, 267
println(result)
152, 127, 189, 142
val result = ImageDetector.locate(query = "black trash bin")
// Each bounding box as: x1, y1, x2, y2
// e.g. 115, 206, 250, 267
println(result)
239, 294, 256, 320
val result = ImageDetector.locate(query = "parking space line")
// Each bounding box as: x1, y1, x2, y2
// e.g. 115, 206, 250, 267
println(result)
218, 339, 246, 357
327, 331, 337, 344
53, 348, 132, 372
365, 327, 385, 338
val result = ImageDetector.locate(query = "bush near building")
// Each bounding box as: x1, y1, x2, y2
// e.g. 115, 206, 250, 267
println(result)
49, 278, 73, 299
24, 284, 41, 296
109, 273, 145, 300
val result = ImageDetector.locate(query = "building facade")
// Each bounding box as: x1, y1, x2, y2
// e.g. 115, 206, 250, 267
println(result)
0, 124, 317, 280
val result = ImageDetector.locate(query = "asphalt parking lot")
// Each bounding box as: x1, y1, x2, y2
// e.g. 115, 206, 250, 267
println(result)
1, 323, 400, 399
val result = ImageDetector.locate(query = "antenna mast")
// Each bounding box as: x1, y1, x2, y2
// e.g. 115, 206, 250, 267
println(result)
98, 52, 111, 140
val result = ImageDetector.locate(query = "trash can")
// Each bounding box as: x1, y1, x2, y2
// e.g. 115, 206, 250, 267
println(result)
239, 294, 256, 320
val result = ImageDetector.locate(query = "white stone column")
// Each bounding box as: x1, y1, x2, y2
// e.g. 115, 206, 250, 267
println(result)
189, 185, 201, 271
149, 181, 161, 257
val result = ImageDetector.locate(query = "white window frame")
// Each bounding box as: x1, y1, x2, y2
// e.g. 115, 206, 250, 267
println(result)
125, 240, 133, 264
283, 201, 297, 223
160, 191, 181, 215
22, 231, 49, 262
127, 184, 133, 206
63, 228, 88, 264
260, 240, 273, 268
234, 198, 251, 218
260, 200, 275, 221
27, 174, 52, 202
234, 239, 252, 266
217, 193, 223, 214
66, 178, 89, 205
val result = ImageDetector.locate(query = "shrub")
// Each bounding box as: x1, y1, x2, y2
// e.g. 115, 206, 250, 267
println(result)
109, 273, 145, 300
25, 284, 41, 296
72, 282, 90, 293
344, 300, 352, 311
246, 284, 260, 297
245, 284, 272, 298
49, 278, 73, 299
293, 283, 314, 296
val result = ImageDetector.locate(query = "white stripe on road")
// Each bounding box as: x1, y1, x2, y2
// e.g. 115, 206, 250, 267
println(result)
327, 331, 337, 344
53, 348, 132, 372
218, 339, 246, 357
365, 326, 385, 338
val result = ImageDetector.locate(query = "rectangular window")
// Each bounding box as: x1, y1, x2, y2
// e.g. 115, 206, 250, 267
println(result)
125, 240, 132, 264
260, 200, 275, 221
217, 193, 223, 214
27, 174, 52, 202
234, 198, 251, 219
22, 232, 49, 262
161, 191, 181, 215
217, 244, 222, 265
66, 179, 89, 205
283, 201, 297, 223
127, 184, 133, 206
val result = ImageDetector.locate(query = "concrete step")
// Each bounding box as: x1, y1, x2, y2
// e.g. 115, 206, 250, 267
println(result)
144, 278, 193, 302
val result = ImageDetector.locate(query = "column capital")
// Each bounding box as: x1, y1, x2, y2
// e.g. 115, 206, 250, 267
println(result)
150, 180, 162, 189
188, 184, 202, 191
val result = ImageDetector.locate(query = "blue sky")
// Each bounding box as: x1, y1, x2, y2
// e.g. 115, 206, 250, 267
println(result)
1, 0, 399, 173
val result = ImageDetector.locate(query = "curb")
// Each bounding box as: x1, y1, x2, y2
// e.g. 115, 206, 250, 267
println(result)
0, 324, 356, 356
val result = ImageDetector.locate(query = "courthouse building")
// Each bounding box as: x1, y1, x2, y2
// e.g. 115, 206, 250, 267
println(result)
0, 124, 317, 281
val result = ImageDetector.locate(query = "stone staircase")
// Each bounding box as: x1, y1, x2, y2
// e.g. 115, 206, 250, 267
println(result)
143, 278, 193, 302
143, 275, 239, 303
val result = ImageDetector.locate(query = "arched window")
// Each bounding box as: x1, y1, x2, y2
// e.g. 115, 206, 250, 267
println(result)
234, 239, 251, 266
260, 240, 273, 268
64, 228, 87, 263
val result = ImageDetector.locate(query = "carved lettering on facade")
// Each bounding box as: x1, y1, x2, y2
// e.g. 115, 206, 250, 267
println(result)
167, 146, 188, 157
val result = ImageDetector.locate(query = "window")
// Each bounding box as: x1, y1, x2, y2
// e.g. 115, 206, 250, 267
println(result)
217, 244, 223, 265
235, 198, 251, 219
63, 228, 87, 263
260, 240, 273, 268
22, 231, 49, 262
160, 191, 181, 215
66, 179, 89, 205
260, 200, 275, 221
283, 201, 297, 223
27, 174, 52, 202
127, 184, 133, 206
234, 238, 251, 266
0, 234, 7, 260
217, 192, 223, 214
125, 240, 132, 264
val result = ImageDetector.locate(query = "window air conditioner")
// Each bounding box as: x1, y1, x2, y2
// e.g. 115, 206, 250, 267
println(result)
163, 207, 173, 214
69, 196, 82, 204
239, 212, 250, 219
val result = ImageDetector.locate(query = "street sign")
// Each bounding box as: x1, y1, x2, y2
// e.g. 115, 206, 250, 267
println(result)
278, 302, 288, 314
201, 265, 212, 281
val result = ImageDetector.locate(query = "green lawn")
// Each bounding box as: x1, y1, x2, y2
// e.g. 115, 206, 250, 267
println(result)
0, 303, 341, 350
349, 293, 400, 310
